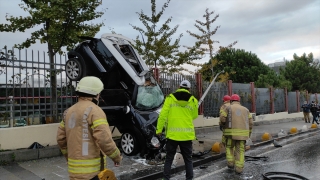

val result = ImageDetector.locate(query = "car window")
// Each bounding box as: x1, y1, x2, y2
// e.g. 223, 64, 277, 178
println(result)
135, 83, 164, 110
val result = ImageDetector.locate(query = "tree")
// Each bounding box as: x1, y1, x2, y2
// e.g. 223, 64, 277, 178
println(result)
255, 70, 292, 91
202, 48, 270, 83
282, 53, 320, 93
186, 8, 237, 80
0, 0, 105, 122
131, 0, 187, 73
0, 46, 17, 76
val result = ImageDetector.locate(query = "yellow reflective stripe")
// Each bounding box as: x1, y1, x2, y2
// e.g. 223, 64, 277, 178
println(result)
220, 110, 227, 117
235, 140, 245, 168
68, 165, 100, 174
60, 121, 65, 128
226, 138, 234, 162
91, 119, 108, 129
224, 129, 249, 136
68, 157, 100, 167
68, 157, 106, 174
60, 149, 67, 155
109, 149, 120, 159
168, 127, 193, 132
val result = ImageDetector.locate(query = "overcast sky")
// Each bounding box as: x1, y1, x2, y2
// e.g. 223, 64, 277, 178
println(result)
0, 0, 319, 67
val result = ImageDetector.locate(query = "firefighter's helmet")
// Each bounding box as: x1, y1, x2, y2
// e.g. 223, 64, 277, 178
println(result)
76, 76, 104, 95
231, 94, 240, 101
223, 95, 231, 102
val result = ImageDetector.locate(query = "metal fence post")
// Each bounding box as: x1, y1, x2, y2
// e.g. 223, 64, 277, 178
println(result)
195, 73, 203, 115
9, 96, 14, 128
296, 90, 300, 112
250, 82, 256, 113
270, 87, 274, 114
284, 87, 288, 112
153, 68, 159, 82
228, 80, 232, 96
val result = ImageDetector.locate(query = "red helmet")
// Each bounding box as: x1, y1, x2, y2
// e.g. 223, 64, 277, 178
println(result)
231, 94, 240, 101
223, 95, 231, 102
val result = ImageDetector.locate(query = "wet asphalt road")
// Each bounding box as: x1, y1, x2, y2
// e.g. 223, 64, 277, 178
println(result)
168, 130, 320, 180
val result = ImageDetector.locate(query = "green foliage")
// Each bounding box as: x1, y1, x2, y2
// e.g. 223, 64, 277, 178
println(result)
186, 8, 237, 79
11, 153, 15, 162
255, 71, 292, 90
131, 0, 186, 73
0, 0, 105, 54
0, 0, 105, 122
0, 160, 10, 166
201, 48, 269, 83
282, 53, 320, 93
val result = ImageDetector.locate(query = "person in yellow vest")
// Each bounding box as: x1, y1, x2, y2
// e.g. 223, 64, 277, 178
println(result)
219, 95, 231, 147
219, 94, 253, 174
156, 80, 198, 180
56, 76, 122, 180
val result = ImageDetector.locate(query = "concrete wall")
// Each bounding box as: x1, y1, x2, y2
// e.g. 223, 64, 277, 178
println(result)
0, 112, 303, 150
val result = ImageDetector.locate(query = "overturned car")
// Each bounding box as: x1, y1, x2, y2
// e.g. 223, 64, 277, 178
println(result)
66, 34, 165, 157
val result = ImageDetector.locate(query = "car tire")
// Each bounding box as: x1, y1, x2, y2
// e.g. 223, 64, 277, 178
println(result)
65, 58, 86, 81
120, 131, 140, 156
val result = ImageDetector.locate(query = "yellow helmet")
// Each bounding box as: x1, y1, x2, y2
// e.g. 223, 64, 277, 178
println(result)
76, 76, 104, 95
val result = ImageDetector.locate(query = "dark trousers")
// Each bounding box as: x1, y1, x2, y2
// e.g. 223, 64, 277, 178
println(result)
311, 112, 319, 124
163, 139, 193, 180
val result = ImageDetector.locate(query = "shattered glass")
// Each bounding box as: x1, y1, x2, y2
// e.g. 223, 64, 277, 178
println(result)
135, 84, 164, 110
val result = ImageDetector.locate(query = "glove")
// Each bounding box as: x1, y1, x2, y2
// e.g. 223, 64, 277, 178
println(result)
219, 126, 224, 131
112, 155, 122, 167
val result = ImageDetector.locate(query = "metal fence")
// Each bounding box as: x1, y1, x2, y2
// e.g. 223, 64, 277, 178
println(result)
202, 82, 228, 117
274, 88, 285, 113
288, 92, 298, 114
0, 48, 76, 128
1, 48, 319, 128
158, 73, 197, 97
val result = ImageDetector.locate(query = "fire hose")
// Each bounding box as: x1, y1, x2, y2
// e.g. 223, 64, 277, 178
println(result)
262, 171, 309, 180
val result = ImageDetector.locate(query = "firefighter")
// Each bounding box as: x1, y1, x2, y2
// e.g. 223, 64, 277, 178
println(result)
56, 76, 122, 180
219, 95, 231, 147
219, 94, 253, 174
156, 80, 199, 180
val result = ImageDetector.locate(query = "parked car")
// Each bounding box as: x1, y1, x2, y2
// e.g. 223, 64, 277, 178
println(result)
66, 34, 164, 157
0, 114, 27, 128
14, 118, 27, 127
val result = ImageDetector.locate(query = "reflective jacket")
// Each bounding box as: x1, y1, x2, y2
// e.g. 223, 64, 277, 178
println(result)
56, 98, 121, 180
156, 88, 198, 141
219, 101, 253, 140
219, 101, 230, 126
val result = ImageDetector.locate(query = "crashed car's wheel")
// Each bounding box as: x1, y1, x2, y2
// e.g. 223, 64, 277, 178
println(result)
120, 131, 140, 156
65, 58, 86, 81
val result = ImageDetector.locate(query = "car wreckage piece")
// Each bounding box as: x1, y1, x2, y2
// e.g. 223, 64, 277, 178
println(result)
66, 33, 164, 157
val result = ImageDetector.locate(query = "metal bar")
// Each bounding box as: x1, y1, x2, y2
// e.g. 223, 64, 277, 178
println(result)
198, 70, 224, 108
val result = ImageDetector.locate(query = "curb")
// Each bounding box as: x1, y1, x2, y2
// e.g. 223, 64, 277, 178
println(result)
0, 118, 307, 164
0, 145, 62, 165
251, 127, 319, 148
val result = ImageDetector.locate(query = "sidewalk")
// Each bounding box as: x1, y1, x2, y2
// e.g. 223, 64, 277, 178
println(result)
0, 117, 318, 180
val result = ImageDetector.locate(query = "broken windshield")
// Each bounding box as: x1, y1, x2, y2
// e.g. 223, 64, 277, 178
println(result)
135, 80, 164, 110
